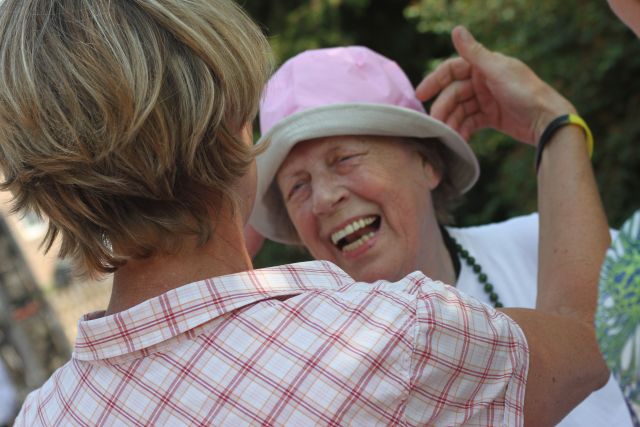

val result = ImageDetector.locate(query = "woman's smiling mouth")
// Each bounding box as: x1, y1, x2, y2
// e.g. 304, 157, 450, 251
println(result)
330, 215, 381, 252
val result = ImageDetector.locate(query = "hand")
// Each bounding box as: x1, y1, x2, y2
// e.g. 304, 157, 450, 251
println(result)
244, 224, 265, 259
416, 26, 576, 145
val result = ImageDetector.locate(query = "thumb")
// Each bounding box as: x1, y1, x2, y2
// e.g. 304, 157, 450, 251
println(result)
452, 26, 495, 72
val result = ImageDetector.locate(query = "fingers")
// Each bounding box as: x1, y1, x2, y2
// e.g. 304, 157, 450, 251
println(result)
416, 57, 471, 102
416, 25, 509, 141
430, 78, 475, 122
417, 26, 496, 104
427, 74, 490, 141
440, 98, 487, 141
451, 26, 497, 75
444, 98, 481, 133
459, 113, 490, 141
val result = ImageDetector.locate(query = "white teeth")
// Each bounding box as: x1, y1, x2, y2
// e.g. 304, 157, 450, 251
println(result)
342, 232, 375, 253
330, 216, 377, 245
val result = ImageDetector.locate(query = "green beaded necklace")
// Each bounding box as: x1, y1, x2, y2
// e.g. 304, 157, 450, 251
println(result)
450, 236, 504, 308
441, 227, 504, 308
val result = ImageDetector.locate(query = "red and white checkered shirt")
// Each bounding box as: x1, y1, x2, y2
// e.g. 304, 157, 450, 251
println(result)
16, 261, 528, 426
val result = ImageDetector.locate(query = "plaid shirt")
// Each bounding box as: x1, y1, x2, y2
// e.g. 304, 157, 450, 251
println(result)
16, 261, 528, 426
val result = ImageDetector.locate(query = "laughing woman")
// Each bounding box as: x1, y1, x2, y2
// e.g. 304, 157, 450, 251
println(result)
249, 34, 632, 427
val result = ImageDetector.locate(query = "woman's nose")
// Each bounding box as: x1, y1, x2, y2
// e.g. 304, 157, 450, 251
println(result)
311, 179, 348, 216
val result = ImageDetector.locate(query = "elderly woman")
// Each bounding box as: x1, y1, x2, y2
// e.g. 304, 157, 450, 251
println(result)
0, 0, 612, 422
250, 38, 632, 427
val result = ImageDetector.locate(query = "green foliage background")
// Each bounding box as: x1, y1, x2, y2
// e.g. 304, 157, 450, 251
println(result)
243, 0, 640, 268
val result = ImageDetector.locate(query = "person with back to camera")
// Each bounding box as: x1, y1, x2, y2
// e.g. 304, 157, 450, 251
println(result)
249, 35, 631, 427
0, 0, 613, 425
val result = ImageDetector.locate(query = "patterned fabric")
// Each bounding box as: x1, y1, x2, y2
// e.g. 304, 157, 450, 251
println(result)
597, 210, 640, 422
16, 261, 528, 426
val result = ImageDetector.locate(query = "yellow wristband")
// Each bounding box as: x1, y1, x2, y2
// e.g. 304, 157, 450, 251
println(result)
535, 114, 594, 172
565, 114, 594, 158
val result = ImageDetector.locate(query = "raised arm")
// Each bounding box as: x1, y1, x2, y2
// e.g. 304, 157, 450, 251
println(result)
417, 26, 610, 426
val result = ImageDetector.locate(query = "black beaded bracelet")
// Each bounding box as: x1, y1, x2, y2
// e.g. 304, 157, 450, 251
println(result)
535, 114, 594, 173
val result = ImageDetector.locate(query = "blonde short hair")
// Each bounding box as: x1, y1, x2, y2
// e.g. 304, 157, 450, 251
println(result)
0, 0, 272, 274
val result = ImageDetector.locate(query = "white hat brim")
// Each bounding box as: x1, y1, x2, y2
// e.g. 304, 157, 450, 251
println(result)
250, 103, 480, 244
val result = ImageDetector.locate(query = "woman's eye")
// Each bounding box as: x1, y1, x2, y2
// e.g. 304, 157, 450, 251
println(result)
287, 181, 306, 200
338, 153, 361, 163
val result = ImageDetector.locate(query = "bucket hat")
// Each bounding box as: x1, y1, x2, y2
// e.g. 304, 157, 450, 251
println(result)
250, 46, 480, 244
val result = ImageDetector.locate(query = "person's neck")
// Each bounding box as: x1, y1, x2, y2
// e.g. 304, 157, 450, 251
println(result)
438, 226, 460, 285
427, 226, 457, 286
106, 210, 251, 316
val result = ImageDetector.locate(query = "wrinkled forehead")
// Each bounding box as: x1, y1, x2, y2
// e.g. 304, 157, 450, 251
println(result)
275, 135, 407, 182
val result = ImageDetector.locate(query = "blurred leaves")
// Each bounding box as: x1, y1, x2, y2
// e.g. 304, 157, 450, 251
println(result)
243, 0, 640, 266
407, 0, 640, 227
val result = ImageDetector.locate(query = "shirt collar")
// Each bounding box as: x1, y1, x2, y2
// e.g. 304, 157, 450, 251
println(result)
73, 261, 351, 361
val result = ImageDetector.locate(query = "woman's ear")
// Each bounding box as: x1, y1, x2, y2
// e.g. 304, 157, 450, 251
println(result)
422, 157, 442, 191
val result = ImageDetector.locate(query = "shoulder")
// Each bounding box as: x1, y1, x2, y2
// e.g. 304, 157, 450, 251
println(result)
14, 361, 78, 426
447, 213, 540, 280
411, 273, 528, 348
449, 212, 617, 244
448, 214, 540, 305
405, 273, 529, 425
448, 212, 539, 243
279, 270, 530, 425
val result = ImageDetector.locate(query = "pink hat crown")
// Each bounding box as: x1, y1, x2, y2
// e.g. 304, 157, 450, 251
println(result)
260, 46, 426, 134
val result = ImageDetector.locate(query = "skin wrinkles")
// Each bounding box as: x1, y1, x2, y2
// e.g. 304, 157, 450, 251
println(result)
276, 135, 455, 284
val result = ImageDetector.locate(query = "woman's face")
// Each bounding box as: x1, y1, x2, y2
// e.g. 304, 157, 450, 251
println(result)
608, 0, 640, 36
276, 135, 442, 282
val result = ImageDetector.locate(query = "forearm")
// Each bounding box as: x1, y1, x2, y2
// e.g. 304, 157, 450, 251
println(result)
536, 124, 610, 321
508, 120, 611, 425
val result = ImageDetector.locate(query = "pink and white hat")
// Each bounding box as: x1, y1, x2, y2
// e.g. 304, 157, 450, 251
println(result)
250, 46, 480, 244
